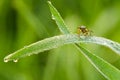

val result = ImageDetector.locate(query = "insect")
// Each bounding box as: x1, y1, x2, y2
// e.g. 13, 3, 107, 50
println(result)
77, 26, 92, 36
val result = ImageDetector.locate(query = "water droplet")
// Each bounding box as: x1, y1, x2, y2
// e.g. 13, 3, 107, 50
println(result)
13, 59, 18, 62
4, 59, 8, 63
52, 15, 55, 20
52, 17, 55, 20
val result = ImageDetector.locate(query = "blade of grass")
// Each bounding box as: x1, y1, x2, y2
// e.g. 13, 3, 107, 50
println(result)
75, 44, 120, 80
4, 34, 120, 79
4, 34, 120, 61
47, 1, 120, 56
4, 1, 120, 80
48, 1, 70, 34
47, 1, 120, 80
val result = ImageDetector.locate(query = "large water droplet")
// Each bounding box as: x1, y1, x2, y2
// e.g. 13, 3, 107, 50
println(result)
4, 59, 8, 63
13, 59, 18, 62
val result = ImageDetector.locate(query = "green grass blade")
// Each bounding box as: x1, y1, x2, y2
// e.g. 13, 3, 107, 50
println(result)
47, 1, 120, 54
4, 1, 120, 80
79, 36, 120, 54
76, 44, 120, 80
4, 34, 120, 62
48, 1, 70, 34
48, 1, 120, 80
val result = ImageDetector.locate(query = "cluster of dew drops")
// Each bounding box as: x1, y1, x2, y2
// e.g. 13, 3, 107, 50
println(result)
4, 58, 18, 63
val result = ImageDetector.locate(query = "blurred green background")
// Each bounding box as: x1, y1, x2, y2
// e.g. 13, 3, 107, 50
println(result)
0, 0, 120, 80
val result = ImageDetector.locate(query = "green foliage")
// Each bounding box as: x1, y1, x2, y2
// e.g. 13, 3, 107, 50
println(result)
4, 1, 120, 80
47, 2, 120, 80
1, 0, 120, 80
76, 44, 120, 80
4, 34, 120, 62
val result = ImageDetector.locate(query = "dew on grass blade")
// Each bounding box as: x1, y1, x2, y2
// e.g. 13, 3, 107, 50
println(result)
52, 15, 55, 20
4, 59, 8, 63
13, 59, 18, 63
4, 54, 12, 62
